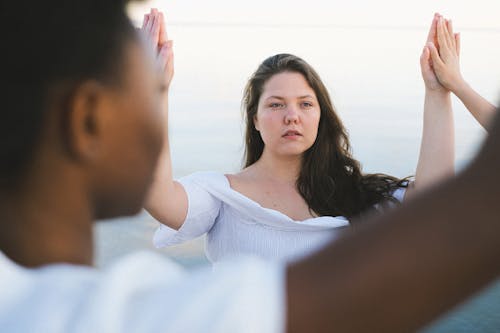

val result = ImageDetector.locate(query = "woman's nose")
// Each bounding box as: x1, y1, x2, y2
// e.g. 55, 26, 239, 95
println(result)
284, 106, 299, 124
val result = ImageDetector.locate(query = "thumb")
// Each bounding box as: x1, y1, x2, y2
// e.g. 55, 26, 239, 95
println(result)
420, 46, 432, 72
455, 33, 461, 57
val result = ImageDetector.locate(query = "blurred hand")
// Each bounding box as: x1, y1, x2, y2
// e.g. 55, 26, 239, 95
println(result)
141, 8, 174, 90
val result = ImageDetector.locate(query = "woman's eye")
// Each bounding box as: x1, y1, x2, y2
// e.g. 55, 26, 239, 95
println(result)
270, 103, 284, 109
302, 102, 313, 108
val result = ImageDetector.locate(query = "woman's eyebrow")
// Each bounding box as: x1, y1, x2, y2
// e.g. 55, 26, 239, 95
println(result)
265, 95, 315, 101
265, 95, 285, 101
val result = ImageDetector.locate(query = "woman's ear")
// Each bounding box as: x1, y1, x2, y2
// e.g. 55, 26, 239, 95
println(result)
63, 80, 108, 162
254, 115, 260, 132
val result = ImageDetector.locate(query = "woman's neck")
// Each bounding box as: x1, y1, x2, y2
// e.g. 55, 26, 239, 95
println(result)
252, 149, 302, 185
0, 173, 94, 268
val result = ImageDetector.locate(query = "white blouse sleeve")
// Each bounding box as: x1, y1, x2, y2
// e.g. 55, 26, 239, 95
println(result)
153, 172, 222, 248
372, 186, 407, 213
392, 187, 406, 203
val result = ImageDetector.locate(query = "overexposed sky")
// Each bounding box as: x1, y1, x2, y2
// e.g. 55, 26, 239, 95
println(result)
129, 0, 500, 29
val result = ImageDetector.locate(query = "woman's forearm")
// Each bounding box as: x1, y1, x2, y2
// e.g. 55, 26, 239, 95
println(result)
453, 81, 497, 131
144, 96, 188, 230
413, 90, 455, 193
141, 11, 187, 230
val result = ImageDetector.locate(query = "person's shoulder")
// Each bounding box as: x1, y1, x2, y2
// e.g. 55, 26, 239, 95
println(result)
104, 251, 185, 280
178, 171, 228, 187
225, 167, 256, 189
35, 251, 186, 286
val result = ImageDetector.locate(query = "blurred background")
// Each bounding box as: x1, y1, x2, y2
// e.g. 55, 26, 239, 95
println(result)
94, 1, 500, 331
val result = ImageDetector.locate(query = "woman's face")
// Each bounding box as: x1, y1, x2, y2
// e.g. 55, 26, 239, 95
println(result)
255, 71, 321, 158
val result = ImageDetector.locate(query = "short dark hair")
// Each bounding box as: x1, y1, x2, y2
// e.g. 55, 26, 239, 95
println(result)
0, 0, 135, 188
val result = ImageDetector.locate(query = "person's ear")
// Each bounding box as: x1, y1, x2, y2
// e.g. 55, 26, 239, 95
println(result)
64, 81, 108, 162
254, 115, 260, 132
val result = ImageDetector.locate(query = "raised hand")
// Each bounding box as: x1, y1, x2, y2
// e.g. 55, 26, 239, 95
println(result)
426, 15, 463, 93
412, 13, 455, 198
420, 13, 445, 92
141, 9, 174, 89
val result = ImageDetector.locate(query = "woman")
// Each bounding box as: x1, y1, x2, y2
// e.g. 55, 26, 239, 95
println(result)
143, 11, 461, 263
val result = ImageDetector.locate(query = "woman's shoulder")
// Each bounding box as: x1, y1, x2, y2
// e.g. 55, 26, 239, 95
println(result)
179, 171, 229, 186
225, 169, 250, 187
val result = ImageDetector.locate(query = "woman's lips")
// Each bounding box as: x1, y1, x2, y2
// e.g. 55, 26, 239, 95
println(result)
282, 130, 302, 138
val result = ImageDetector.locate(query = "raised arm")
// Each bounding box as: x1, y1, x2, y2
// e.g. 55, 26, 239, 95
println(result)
410, 13, 455, 195
141, 9, 188, 230
287, 110, 500, 333
427, 16, 497, 131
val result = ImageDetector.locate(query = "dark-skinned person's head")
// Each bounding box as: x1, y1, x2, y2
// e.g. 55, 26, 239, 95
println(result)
0, 0, 165, 218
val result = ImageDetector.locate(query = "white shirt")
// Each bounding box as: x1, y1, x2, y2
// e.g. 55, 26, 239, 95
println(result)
154, 171, 405, 263
0, 251, 284, 333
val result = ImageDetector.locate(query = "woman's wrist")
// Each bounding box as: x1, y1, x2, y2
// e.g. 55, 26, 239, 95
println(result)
425, 87, 451, 98
450, 80, 470, 100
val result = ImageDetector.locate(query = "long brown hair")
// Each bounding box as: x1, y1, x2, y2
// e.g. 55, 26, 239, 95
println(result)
243, 54, 408, 219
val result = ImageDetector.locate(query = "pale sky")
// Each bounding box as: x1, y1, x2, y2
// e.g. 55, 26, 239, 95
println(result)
126, 0, 500, 177
129, 0, 500, 30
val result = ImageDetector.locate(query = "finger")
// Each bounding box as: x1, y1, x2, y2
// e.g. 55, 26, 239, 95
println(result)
434, 14, 442, 47
159, 40, 174, 75
455, 33, 461, 57
445, 19, 456, 50
158, 43, 169, 69
159, 12, 168, 44
148, 8, 158, 33
447, 19, 454, 41
167, 41, 174, 79
145, 10, 154, 33
426, 13, 439, 45
151, 13, 161, 47
420, 46, 430, 70
141, 14, 149, 30
149, 11, 157, 33
427, 42, 444, 67
437, 17, 451, 50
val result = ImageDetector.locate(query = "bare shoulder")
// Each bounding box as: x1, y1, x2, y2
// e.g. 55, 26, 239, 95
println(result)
225, 168, 256, 190
225, 166, 267, 197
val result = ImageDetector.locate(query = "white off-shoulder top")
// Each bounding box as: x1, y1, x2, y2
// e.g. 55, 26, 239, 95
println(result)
153, 171, 405, 263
